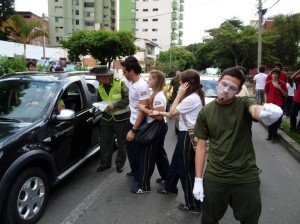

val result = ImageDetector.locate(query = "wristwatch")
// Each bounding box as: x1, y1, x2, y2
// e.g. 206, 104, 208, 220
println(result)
131, 128, 137, 134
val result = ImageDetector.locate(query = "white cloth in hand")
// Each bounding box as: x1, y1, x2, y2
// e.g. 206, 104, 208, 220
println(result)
193, 177, 204, 202
260, 103, 283, 126
92, 102, 108, 112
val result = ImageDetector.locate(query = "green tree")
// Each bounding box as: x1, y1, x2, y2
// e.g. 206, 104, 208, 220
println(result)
268, 13, 300, 66
0, 14, 48, 55
156, 46, 196, 76
60, 30, 136, 67
0, 0, 15, 40
0, 55, 27, 75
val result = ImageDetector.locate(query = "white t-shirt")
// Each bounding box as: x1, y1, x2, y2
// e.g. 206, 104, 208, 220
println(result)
176, 93, 202, 131
147, 90, 167, 123
286, 82, 296, 97
129, 78, 150, 124
253, 73, 267, 89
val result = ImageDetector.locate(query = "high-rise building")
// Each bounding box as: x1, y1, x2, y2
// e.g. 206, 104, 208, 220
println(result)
118, 0, 184, 50
48, 0, 116, 47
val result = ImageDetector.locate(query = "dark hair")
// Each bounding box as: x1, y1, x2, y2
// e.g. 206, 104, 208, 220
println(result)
220, 66, 246, 88
55, 67, 64, 72
258, 65, 265, 73
273, 62, 283, 70
26, 60, 36, 68
271, 68, 281, 76
149, 70, 165, 108
180, 69, 205, 106
288, 76, 293, 87
120, 56, 142, 75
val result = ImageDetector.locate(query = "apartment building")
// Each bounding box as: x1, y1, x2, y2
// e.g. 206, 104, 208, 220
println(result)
119, 0, 184, 50
48, 0, 116, 47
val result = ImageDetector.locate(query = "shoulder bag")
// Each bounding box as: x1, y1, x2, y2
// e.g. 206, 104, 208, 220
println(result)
182, 114, 198, 150
135, 120, 164, 144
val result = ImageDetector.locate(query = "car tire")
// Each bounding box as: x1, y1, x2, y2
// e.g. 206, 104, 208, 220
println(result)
4, 167, 49, 224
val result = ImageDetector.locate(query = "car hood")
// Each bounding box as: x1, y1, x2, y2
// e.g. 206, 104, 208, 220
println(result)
0, 122, 32, 145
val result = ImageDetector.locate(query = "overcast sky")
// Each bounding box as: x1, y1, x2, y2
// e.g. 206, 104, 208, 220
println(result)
15, 0, 300, 46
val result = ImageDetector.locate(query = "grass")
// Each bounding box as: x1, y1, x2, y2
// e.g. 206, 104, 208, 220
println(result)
281, 118, 300, 145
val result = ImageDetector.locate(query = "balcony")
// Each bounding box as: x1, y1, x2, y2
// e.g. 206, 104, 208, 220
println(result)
180, 13, 183, 20
172, 12, 178, 20
179, 22, 183, 29
171, 22, 178, 30
171, 32, 178, 40
180, 4, 184, 11
172, 1, 178, 10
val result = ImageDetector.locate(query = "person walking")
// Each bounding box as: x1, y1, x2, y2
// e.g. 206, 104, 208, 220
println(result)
152, 69, 205, 214
121, 56, 150, 182
193, 66, 283, 224
289, 69, 300, 132
91, 66, 130, 173
253, 65, 267, 105
132, 70, 170, 193
264, 68, 287, 142
285, 76, 296, 117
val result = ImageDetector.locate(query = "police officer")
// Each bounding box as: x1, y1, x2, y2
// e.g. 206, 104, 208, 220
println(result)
90, 66, 130, 173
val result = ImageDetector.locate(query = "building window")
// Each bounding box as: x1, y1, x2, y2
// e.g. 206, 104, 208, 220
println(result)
143, 0, 149, 1
75, 10, 79, 15
142, 29, 148, 32
152, 29, 158, 32
143, 19, 148, 22
152, 38, 157, 41
85, 12, 95, 17
153, 8, 158, 11
55, 0, 58, 2
143, 9, 148, 12
55, 17, 59, 22
152, 18, 158, 22
131, 19, 136, 24
104, 6, 109, 9
84, 2, 95, 7
85, 21, 94, 26
56, 37, 60, 42
76, 20, 79, 25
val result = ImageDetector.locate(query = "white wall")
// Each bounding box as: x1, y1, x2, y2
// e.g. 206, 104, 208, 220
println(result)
0, 40, 68, 60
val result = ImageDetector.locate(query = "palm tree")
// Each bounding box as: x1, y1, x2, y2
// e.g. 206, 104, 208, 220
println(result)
0, 14, 48, 55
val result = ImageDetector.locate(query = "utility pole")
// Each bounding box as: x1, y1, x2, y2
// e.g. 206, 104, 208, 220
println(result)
257, 0, 263, 68
42, 13, 46, 59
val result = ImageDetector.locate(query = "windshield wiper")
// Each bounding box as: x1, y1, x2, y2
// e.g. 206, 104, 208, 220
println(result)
0, 117, 21, 123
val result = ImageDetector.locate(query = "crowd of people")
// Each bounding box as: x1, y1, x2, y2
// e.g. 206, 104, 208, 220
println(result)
90, 56, 285, 224
253, 62, 300, 141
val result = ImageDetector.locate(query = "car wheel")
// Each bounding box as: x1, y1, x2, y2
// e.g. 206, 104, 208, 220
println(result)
4, 167, 49, 224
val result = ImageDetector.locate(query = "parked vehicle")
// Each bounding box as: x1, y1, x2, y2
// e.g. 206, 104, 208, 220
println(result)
0, 71, 101, 224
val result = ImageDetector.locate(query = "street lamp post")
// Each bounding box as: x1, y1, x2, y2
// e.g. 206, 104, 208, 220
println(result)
42, 13, 46, 59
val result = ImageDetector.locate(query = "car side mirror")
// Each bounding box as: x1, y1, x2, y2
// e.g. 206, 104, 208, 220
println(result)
56, 109, 75, 121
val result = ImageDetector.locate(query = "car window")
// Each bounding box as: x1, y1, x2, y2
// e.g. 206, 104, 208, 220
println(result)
202, 80, 217, 97
60, 82, 85, 112
0, 80, 59, 122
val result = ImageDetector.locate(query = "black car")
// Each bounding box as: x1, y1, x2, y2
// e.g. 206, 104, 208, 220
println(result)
0, 71, 101, 224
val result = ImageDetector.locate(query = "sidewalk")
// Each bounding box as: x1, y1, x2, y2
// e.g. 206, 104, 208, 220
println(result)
246, 82, 300, 163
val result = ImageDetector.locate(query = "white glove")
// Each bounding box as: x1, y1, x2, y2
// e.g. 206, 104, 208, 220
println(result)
193, 177, 204, 202
259, 103, 283, 126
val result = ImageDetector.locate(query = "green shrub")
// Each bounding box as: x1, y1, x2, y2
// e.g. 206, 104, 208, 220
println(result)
0, 55, 27, 75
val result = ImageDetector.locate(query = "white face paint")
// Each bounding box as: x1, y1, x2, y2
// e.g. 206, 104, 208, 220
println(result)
217, 79, 239, 101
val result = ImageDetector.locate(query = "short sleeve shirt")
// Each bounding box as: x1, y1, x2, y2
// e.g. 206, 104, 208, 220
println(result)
293, 76, 300, 103
253, 73, 267, 89
194, 97, 259, 184
176, 93, 202, 131
147, 90, 167, 123
129, 78, 150, 124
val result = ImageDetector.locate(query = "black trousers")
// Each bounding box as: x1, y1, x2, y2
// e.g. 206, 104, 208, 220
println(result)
164, 131, 200, 209
138, 122, 169, 190
126, 122, 140, 181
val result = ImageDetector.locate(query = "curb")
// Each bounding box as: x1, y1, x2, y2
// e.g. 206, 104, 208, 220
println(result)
277, 128, 300, 163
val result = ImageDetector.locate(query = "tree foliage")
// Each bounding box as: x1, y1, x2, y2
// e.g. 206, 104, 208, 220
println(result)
0, 55, 27, 75
186, 14, 300, 71
156, 46, 196, 77
0, 14, 48, 55
60, 30, 136, 67
0, 0, 15, 40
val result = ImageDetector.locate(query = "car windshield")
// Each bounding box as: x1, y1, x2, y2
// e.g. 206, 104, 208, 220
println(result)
0, 80, 59, 122
202, 80, 217, 97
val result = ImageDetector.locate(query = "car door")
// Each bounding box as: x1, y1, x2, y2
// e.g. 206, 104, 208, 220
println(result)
46, 81, 95, 172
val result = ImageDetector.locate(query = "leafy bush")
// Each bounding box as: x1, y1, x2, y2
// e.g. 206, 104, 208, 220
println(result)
0, 55, 27, 75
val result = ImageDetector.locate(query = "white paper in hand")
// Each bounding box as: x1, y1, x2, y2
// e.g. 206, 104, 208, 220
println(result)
92, 102, 108, 112
260, 103, 283, 125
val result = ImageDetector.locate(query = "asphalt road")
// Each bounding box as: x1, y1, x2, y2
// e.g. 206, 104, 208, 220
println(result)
37, 119, 300, 224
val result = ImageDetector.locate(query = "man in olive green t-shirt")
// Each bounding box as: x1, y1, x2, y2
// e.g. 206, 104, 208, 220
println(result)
193, 66, 283, 223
